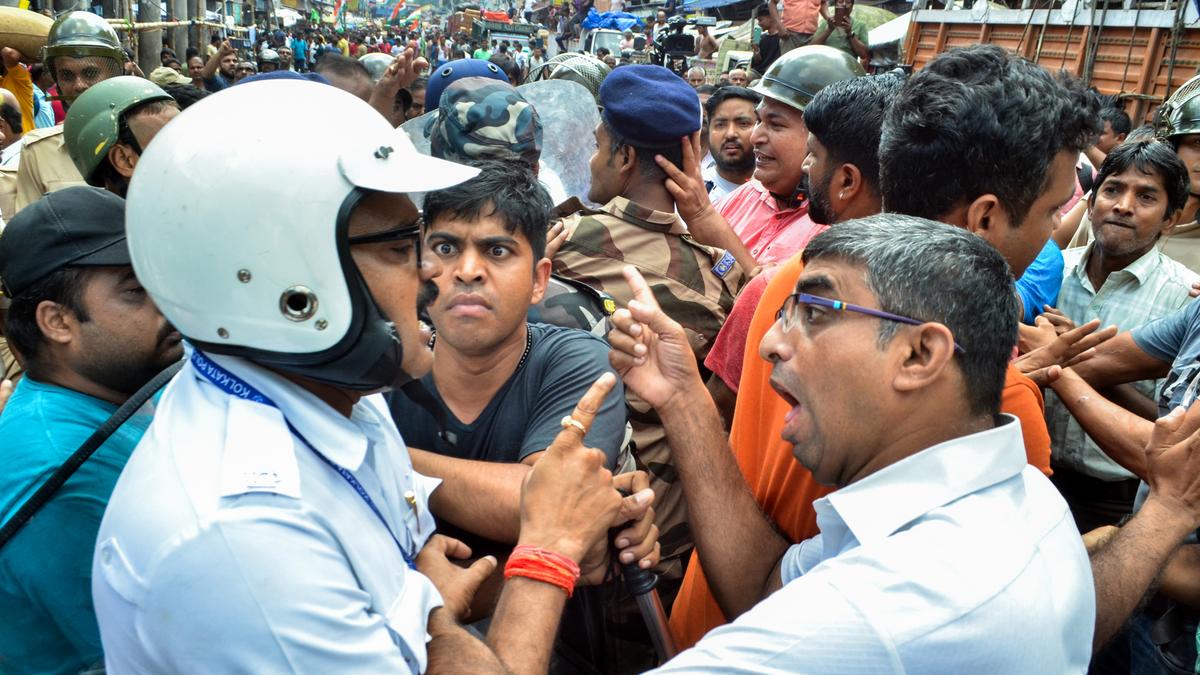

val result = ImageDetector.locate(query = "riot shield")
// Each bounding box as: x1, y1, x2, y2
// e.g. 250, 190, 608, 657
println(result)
399, 78, 599, 207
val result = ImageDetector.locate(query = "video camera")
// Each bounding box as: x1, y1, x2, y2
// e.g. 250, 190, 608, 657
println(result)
655, 15, 715, 77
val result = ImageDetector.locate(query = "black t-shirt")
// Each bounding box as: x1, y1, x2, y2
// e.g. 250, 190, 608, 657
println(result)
387, 323, 626, 557
386, 322, 626, 467
753, 33, 781, 75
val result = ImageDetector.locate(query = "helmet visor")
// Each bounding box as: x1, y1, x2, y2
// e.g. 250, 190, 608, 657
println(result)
53, 55, 123, 104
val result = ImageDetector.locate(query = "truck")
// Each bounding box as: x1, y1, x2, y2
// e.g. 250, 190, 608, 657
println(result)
899, 0, 1200, 122
471, 17, 541, 45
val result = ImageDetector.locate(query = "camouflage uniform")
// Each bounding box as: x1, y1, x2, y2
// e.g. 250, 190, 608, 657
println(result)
552, 195, 745, 582
428, 78, 541, 166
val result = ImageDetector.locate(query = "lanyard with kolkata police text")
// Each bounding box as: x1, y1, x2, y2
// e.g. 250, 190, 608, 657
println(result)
190, 350, 417, 570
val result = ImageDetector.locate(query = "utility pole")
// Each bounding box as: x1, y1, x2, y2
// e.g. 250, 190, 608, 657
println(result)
136, 0, 160, 74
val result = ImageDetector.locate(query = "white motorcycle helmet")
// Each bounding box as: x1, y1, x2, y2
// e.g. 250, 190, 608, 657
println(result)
126, 79, 478, 390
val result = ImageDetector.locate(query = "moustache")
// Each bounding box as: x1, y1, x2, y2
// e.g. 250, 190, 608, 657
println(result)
417, 279, 439, 318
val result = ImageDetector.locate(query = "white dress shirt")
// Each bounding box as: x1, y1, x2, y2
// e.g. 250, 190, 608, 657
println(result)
654, 416, 1095, 673
93, 352, 443, 674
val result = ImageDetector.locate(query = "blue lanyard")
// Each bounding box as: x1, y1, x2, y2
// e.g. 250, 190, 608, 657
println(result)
190, 350, 417, 570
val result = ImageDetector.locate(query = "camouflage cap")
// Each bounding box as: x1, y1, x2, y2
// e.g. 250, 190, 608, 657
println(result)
428, 77, 542, 167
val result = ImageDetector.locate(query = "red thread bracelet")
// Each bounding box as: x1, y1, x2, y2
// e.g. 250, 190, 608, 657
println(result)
504, 545, 581, 598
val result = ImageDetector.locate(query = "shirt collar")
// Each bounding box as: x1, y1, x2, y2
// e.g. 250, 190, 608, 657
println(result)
196, 352, 370, 470
1123, 243, 1165, 284
599, 196, 687, 234
747, 179, 807, 215
822, 415, 1027, 546
1074, 241, 1164, 287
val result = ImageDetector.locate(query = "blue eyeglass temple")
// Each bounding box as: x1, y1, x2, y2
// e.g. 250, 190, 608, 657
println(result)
779, 293, 967, 354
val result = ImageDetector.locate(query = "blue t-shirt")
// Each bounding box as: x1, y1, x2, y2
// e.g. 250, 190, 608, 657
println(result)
204, 72, 232, 92
1017, 238, 1065, 325
0, 376, 151, 674
1132, 299, 1200, 416
292, 37, 308, 61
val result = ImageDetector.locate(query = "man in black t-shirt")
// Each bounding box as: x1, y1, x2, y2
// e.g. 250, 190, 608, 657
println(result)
386, 160, 627, 557
751, 7, 783, 77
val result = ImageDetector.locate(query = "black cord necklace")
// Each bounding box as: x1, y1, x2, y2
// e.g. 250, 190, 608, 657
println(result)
427, 324, 534, 372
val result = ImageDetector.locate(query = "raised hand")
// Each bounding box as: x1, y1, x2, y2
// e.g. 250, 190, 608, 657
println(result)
519, 373, 625, 565
608, 265, 703, 410
1145, 404, 1200, 529
1015, 318, 1116, 386
577, 470, 659, 585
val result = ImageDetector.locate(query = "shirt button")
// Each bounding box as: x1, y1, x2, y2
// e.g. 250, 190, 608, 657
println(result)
752, 247, 760, 255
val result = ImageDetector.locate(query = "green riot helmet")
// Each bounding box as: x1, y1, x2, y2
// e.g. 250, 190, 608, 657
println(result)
752, 45, 865, 113
527, 52, 610, 104
63, 76, 173, 184
1157, 74, 1200, 141
42, 11, 125, 78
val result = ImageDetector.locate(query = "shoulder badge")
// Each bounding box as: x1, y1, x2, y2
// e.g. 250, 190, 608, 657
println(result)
712, 250, 737, 279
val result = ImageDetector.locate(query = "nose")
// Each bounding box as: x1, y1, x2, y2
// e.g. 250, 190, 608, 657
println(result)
454, 248, 486, 284
418, 254, 442, 282
750, 121, 766, 147
759, 318, 792, 364
1114, 190, 1136, 215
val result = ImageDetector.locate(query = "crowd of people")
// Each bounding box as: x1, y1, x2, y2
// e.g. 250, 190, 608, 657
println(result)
5, 3, 1200, 675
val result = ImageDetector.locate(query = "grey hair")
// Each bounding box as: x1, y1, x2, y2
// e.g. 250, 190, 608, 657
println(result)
801, 214, 1019, 416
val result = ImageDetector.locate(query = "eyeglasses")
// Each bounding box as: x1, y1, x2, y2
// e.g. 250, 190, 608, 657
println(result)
776, 292, 966, 354
348, 218, 424, 267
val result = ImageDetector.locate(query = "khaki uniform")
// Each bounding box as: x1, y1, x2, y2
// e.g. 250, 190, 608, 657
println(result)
0, 165, 18, 222
553, 196, 745, 581
14, 126, 85, 214
0, 219, 19, 382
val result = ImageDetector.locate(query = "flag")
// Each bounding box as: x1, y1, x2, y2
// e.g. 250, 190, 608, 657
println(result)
389, 0, 406, 21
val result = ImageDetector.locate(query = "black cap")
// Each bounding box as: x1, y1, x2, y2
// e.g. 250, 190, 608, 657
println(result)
0, 186, 128, 298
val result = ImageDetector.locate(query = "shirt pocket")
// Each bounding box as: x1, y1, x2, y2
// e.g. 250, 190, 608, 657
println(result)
383, 571, 444, 674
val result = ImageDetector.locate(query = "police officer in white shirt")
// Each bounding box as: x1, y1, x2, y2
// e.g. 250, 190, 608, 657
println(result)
609, 215, 1098, 672
92, 74, 659, 674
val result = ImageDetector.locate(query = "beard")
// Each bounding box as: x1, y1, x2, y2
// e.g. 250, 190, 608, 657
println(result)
806, 170, 836, 225
77, 323, 181, 397
711, 142, 756, 175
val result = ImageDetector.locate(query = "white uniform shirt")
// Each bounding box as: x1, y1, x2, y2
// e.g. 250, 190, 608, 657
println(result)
93, 352, 443, 674
655, 416, 1095, 673
702, 161, 743, 204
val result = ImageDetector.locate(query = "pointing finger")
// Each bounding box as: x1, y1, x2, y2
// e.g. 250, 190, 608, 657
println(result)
548, 372, 616, 451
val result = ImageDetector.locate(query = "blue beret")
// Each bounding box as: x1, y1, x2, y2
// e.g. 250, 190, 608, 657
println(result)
426, 59, 511, 110
600, 65, 701, 147
234, 70, 330, 87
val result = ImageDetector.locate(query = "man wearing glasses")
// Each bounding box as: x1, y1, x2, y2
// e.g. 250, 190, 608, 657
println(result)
609, 215, 1102, 671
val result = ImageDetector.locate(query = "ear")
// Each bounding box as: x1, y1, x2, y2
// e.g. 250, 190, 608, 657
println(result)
831, 163, 863, 206
963, 193, 1010, 246
529, 256, 552, 305
891, 322, 957, 396
34, 299, 79, 348
107, 143, 139, 179
1162, 205, 1185, 235
618, 144, 637, 178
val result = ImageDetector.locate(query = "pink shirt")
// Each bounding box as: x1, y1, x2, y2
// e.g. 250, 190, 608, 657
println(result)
716, 180, 826, 267
782, 0, 821, 34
